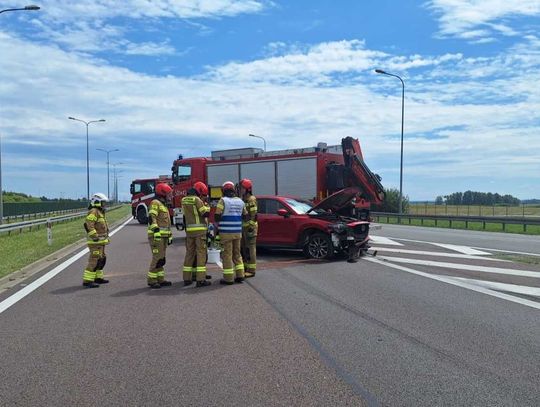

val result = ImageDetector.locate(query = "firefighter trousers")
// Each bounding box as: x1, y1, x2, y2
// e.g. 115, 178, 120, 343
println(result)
221, 234, 244, 283
83, 244, 107, 282
148, 235, 168, 284
183, 232, 207, 282
241, 230, 257, 274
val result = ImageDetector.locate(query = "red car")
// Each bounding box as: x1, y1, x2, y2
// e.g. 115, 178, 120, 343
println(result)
256, 187, 371, 259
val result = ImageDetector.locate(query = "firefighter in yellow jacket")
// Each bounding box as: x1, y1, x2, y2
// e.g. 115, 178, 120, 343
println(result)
215, 181, 248, 285
239, 178, 258, 278
82, 193, 110, 288
147, 183, 173, 289
182, 182, 211, 287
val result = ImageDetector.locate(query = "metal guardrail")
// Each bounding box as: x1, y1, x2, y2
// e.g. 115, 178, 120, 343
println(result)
372, 212, 540, 232
1, 207, 86, 224
0, 205, 123, 235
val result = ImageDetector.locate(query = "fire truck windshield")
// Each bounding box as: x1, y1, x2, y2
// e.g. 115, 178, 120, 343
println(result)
173, 164, 191, 183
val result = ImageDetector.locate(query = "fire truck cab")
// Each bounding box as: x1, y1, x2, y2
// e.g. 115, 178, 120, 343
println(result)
130, 175, 172, 224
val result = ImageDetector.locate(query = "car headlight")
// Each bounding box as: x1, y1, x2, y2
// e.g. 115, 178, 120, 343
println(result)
329, 223, 347, 233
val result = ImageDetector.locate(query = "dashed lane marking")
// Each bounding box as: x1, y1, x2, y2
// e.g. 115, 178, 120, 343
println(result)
376, 256, 540, 279
364, 257, 540, 310
0, 217, 133, 315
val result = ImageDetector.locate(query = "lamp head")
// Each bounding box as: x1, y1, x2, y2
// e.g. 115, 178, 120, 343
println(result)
375, 69, 386, 74
24, 5, 40, 11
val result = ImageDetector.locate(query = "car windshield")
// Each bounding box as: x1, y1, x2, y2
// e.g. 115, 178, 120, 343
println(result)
285, 198, 325, 214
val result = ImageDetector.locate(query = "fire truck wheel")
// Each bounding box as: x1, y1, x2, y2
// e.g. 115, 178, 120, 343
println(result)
303, 233, 334, 260
136, 207, 148, 224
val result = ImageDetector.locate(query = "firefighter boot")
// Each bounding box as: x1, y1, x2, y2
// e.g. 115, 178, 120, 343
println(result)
196, 280, 212, 287
149, 282, 162, 289
184, 280, 193, 286
160, 280, 172, 287
83, 281, 100, 288
220, 279, 234, 285
234, 277, 244, 284
95, 278, 109, 284
244, 271, 255, 278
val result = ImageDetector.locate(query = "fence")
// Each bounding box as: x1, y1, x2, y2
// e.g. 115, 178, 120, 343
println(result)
0, 205, 123, 236
372, 212, 540, 233
409, 203, 540, 217
2, 201, 89, 218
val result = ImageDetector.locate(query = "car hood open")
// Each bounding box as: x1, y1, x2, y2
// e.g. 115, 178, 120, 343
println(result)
307, 187, 360, 214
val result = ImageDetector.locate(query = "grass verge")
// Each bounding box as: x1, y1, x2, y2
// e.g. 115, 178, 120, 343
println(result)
0, 205, 132, 279
375, 217, 540, 235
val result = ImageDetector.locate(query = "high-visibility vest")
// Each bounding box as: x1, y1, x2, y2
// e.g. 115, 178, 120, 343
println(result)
219, 197, 244, 234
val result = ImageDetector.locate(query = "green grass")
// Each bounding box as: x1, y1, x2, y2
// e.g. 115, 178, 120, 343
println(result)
375, 217, 540, 235
409, 204, 540, 217
0, 205, 132, 279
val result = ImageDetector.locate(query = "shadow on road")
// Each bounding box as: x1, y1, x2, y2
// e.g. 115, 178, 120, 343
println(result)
49, 286, 86, 295
109, 280, 229, 297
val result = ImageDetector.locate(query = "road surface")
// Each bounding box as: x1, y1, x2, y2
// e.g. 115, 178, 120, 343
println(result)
1, 219, 539, 406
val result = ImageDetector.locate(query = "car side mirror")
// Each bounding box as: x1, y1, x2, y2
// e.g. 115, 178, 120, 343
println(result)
129, 184, 134, 194
277, 209, 289, 217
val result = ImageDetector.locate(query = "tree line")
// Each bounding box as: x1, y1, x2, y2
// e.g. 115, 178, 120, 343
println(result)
2, 191, 87, 203
435, 191, 520, 206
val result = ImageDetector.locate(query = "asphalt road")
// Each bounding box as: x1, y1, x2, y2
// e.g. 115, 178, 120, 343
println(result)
1, 219, 539, 406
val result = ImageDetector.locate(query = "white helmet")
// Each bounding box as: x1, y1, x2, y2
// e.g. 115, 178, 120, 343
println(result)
90, 192, 109, 207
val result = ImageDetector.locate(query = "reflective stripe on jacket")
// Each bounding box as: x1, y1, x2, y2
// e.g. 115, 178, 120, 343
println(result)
218, 197, 244, 234
182, 195, 209, 233
148, 198, 171, 235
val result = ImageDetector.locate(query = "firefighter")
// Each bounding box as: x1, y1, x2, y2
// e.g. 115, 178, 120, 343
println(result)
82, 193, 110, 288
215, 181, 248, 285
239, 178, 258, 278
182, 182, 211, 287
147, 183, 173, 289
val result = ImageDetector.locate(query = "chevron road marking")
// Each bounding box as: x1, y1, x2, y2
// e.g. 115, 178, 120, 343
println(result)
432, 243, 492, 255
376, 256, 540, 279
445, 277, 540, 298
364, 257, 540, 310
368, 236, 403, 246
370, 247, 508, 261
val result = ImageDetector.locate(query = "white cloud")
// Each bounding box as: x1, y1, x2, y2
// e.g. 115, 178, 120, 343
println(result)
427, 0, 540, 40
14, 0, 271, 56
1, 31, 539, 200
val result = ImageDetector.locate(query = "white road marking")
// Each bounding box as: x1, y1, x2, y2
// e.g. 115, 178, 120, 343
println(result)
369, 236, 403, 246
376, 256, 540, 279
445, 277, 540, 298
364, 257, 540, 310
0, 217, 133, 315
370, 247, 509, 261
380, 237, 540, 258
432, 243, 491, 256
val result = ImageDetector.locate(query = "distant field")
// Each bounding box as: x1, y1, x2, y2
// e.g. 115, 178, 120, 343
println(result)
374, 216, 540, 235
408, 204, 540, 217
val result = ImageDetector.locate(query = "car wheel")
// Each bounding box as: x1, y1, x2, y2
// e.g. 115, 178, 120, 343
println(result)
136, 207, 148, 224
303, 233, 334, 260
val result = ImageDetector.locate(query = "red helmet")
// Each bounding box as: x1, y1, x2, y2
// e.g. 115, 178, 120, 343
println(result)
240, 178, 252, 190
193, 181, 208, 196
222, 181, 235, 191
156, 183, 172, 197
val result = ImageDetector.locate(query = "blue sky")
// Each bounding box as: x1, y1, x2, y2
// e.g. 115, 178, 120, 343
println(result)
0, 0, 539, 201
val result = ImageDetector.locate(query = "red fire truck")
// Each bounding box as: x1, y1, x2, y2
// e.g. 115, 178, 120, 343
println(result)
130, 175, 173, 224
170, 137, 384, 228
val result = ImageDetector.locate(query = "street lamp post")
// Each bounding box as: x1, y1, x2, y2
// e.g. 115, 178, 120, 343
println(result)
248, 133, 266, 152
68, 117, 105, 201
375, 69, 405, 215
97, 148, 119, 199
112, 163, 124, 203
0, 5, 41, 225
